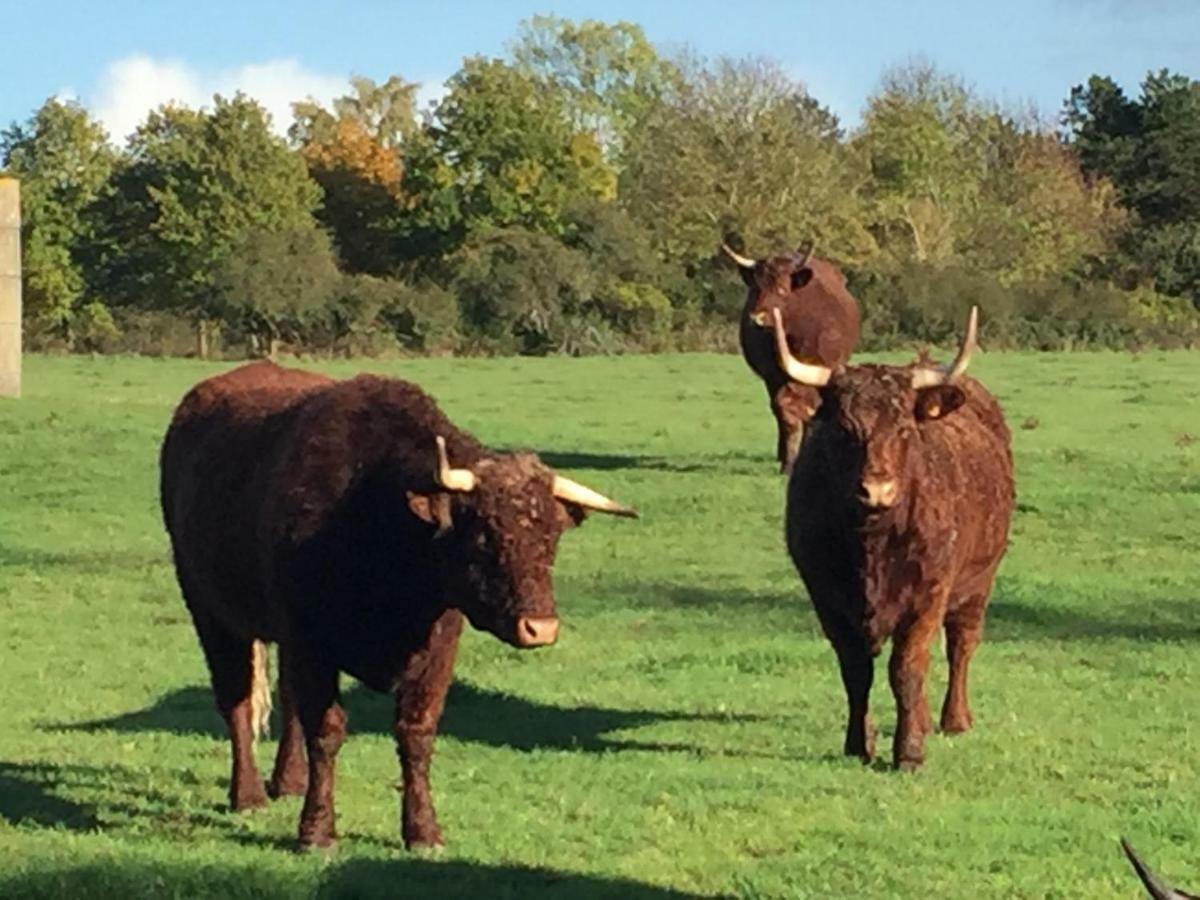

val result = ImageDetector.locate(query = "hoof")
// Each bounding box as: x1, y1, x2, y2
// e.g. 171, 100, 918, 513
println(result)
297, 838, 338, 855
404, 827, 445, 853
231, 789, 269, 812
267, 777, 308, 799
940, 713, 973, 735
895, 758, 923, 773
406, 839, 445, 856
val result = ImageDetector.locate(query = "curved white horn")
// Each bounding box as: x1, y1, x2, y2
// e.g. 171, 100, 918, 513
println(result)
721, 243, 756, 269
552, 475, 638, 518
911, 306, 979, 390
771, 308, 833, 387
1121, 839, 1190, 900
435, 436, 477, 492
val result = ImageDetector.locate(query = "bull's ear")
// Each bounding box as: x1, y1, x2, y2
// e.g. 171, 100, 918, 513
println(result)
554, 500, 589, 530
791, 267, 814, 290
407, 491, 454, 536
915, 385, 967, 421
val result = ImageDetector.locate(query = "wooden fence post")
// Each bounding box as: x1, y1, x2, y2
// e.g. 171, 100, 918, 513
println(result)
0, 176, 21, 399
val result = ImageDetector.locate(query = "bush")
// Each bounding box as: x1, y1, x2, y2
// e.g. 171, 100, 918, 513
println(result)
452, 228, 597, 355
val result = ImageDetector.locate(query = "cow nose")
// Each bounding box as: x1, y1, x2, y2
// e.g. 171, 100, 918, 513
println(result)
860, 478, 899, 509
515, 616, 560, 647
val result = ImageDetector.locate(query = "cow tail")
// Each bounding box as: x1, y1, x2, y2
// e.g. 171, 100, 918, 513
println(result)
250, 639, 272, 743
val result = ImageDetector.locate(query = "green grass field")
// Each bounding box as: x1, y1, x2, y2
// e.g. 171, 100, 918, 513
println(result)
1, 350, 1197, 898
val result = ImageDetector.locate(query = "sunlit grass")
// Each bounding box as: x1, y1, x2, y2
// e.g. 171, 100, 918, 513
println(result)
0, 350, 1197, 898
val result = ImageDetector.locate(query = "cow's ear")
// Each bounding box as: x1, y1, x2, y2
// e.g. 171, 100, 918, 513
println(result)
407, 491, 454, 536
791, 267, 814, 290
915, 385, 967, 421
554, 500, 589, 530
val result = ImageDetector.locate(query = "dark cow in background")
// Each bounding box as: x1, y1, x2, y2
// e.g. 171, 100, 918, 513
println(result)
725, 241, 861, 472
776, 306, 1014, 770
160, 362, 636, 851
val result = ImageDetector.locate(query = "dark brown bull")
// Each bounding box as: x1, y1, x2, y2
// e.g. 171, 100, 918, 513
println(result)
160, 361, 636, 851
777, 307, 1014, 770
726, 242, 861, 472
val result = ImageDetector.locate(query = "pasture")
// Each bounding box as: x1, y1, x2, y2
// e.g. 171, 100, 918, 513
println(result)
0, 350, 1197, 898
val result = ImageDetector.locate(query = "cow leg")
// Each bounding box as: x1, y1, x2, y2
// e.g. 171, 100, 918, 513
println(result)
770, 392, 801, 474
267, 642, 308, 798
888, 610, 942, 771
394, 608, 464, 850
941, 601, 985, 734
292, 644, 347, 852
831, 628, 875, 762
189, 609, 268, 811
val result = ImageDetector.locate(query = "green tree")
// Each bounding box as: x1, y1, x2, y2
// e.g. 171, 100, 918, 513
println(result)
215, 226, 340, 358
620, 55, 870, 267
510, 16, 676, 159
405, 57, 616, 248
86, 94, 323, 340
452, 227, 597, 354
0, 98, 117, 340
856, 62, 999, 265
1065, 69, 1200, 303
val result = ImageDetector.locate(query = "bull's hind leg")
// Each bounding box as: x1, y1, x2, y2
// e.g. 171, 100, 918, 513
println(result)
267, 643, 308, 798
291, 643, 346, 851
394, 608, 464, 850
189, 610, 269, 811
941, 598, 986, 734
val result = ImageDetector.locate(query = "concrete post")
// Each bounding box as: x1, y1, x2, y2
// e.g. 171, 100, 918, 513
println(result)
0, 177, 21, 398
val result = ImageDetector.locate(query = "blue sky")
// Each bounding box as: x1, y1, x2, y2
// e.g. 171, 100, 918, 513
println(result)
4, 0, 1197, 142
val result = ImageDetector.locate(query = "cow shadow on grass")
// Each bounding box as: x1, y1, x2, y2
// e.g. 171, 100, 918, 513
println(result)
986, 589, 1200, 643
517, 449, 770, 477
52, 680, 756, 757
0, 857, 713, 900
0, 762, 99, 830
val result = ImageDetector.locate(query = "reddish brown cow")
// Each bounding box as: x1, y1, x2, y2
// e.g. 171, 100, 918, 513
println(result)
776, 307, 1014, 770
160, 361, 636, 851
726, 242, 862, 472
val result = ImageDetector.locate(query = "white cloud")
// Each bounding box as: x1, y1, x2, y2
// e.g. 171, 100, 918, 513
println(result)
90, 55, 350, 144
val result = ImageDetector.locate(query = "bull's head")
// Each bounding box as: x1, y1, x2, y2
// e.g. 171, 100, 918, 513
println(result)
407, 438, 636, 648
772, 305, 978, 513
723, 241, 817, 327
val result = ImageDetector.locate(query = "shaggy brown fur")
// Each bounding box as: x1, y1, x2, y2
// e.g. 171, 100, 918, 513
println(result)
786, 362, 1014, 770
160, 361, 614, 851
735, 252, 861, 472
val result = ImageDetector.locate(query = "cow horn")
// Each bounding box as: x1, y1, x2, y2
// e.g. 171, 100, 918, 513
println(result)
721, 243, 756, 269
1120, 839, 1195, 900
552, 475, 639, 518
911, 306, 979, 390
794, 239, 815, 267
435, 436, 477, 492
771, 308, 833, 387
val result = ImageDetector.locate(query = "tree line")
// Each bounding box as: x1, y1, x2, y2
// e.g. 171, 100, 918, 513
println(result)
3, 16, 1199, 358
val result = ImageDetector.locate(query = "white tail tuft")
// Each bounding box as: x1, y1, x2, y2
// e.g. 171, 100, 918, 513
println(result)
250, 640, 272, 743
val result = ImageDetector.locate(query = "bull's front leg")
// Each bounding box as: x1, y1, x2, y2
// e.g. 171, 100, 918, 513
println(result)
888, 606, 944, 771
292, 641, 347, 852
771, 385, 816, 474
394, 608, 463, 850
